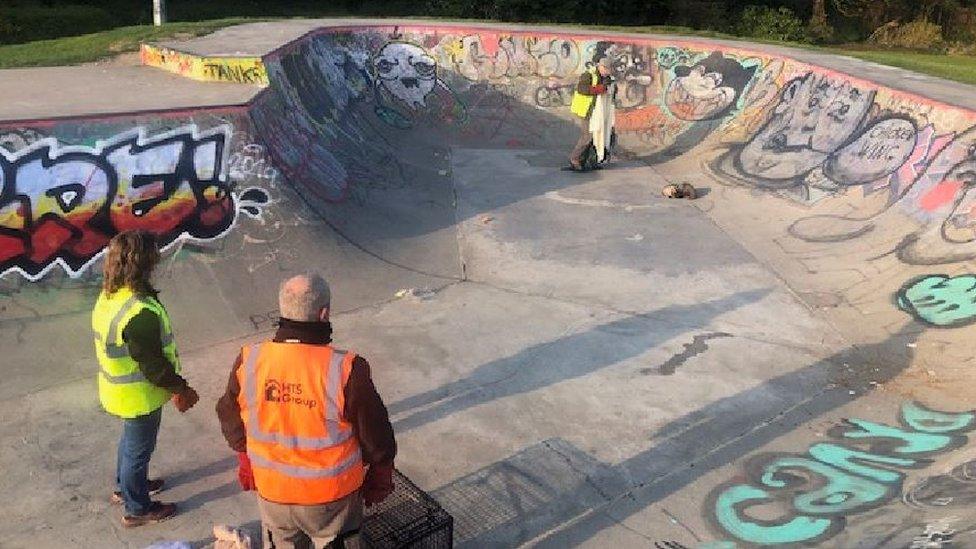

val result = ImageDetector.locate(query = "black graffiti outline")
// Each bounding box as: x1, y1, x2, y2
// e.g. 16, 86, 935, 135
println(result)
0, 125, 247, 281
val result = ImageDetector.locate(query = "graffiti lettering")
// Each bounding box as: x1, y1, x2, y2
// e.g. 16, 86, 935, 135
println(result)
708, 402, 975, 546
202, 61, 268, 85
0, 125, 267, 280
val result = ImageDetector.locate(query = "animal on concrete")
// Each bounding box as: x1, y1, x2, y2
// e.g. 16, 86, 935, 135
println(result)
663, 183, 697, 199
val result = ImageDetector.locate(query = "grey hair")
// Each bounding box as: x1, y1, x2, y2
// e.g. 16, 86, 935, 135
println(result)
278, 273, 331, 322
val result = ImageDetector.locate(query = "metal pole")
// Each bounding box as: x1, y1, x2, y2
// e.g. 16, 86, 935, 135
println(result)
153, 0, 167, 26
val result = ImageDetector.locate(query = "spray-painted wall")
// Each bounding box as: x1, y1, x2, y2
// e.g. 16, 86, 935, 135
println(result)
253, 26, 976, 283
0, 108, 271, 282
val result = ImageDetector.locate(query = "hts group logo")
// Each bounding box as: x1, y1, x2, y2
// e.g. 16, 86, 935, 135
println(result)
263, 379, 317, 409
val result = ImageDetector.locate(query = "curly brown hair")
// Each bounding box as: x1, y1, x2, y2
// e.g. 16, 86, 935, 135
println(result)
102, 230, 161, 295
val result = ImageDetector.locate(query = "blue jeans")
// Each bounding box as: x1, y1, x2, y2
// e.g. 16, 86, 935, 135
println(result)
116, 407, 162, 515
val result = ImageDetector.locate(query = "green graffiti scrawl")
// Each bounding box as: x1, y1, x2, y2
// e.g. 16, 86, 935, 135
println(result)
714, 485, 834, 545
896, 274, 976, 328
759, 457, 890, 514
839, 418, 955, 455
807, 443, 915, 483
901, 401, 975, 433
707, 402, 976, 546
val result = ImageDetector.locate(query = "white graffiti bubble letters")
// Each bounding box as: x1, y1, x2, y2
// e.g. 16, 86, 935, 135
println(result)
0, 124, 247, 281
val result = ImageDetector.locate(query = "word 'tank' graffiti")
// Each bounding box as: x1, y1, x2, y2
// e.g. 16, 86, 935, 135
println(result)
0, 125, 268, 281
707, 402, 975, 546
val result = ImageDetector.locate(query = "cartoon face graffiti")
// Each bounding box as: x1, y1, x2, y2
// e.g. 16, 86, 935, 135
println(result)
372, 42, 438, 109
592, 42, 654, 109
666, 52, 756, 121
738, 73, 876, 182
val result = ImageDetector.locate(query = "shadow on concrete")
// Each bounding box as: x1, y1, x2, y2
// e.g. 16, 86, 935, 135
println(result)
179, 481, 241, 514
389, 289, 771, 434
430, 330, 916, 547
165, 456, 237, 488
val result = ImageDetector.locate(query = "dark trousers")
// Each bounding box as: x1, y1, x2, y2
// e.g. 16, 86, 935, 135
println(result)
116, 407, 162, 515
569, 115, 592, 165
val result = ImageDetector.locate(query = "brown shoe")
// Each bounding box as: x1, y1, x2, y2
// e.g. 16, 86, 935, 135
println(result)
111, 478, 164, 504
122, 501, 177, 527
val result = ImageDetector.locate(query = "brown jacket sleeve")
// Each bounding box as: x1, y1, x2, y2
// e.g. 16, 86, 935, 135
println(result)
576, 72, 596, 95
215, 352, 247, 453
346, 356, 397, 466
215, 352, 397, 465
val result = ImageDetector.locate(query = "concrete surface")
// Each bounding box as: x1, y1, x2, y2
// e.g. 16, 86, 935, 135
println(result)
2, 20, 976, 549
0, 56, 260, 122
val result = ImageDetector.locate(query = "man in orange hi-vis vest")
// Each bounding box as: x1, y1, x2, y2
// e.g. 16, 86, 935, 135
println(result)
216, 273, 396, 548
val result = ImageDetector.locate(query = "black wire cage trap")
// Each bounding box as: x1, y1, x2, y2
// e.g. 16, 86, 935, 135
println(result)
362, 469, 454, 548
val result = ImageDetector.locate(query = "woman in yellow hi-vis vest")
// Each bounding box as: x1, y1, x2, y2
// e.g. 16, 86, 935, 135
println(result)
92, 230, 199, 527
569, 57, 614, 170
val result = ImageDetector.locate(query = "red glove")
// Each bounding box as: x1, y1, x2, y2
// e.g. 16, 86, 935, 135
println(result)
363, 463, 394, 507
237, 452, 256, 491
591, 84, 607, 95
171, 386, 199, 413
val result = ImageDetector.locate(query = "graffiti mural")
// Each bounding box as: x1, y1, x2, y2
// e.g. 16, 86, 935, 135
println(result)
712, 73, 921, 191
371, 41, 467, 129
248, 25, 976, 328
592, 41, 655, 110
140, 44, 269, 85
0, 125, 268, 280
708, 402, 975, 546
665, 52, 756, 122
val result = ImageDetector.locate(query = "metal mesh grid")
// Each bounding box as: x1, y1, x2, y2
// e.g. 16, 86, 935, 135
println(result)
362, 469, 453, 548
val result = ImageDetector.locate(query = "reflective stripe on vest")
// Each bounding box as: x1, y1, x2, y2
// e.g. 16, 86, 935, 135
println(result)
248, 448, 362, 478
96, 297, 175, 361
97, 295, 148, 383
243, 343, 354, 450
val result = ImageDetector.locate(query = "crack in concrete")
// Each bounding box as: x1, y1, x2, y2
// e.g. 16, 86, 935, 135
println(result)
660, 506, 702, 542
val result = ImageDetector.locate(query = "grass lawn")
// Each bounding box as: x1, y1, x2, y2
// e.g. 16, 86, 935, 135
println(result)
822, 48, 976, 85
0, 18, 259, 68
1, 16, 975, 88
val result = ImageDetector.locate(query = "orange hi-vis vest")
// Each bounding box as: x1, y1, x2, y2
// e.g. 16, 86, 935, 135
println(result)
237, 342, 365, 504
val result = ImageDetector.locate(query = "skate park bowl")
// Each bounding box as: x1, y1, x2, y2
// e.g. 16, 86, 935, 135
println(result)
4, 20, 976, 547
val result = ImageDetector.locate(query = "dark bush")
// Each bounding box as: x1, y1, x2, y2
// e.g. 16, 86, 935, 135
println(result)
0, 4, 118, 45
669, 0, 732, 32
735, 5, 809, 42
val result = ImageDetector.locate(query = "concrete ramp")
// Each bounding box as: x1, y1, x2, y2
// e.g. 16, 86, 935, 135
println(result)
3, 22, 976, 548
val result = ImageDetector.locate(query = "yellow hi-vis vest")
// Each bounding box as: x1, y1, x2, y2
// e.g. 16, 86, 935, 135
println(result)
570, 68, 600, 118
92, 287, 181, 418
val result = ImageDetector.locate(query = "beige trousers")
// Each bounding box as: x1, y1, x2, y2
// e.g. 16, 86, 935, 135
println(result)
258, 491, 363, 549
